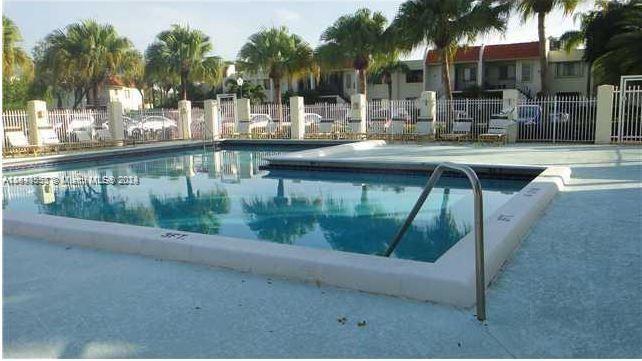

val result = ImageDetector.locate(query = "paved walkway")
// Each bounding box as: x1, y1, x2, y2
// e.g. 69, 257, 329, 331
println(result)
3, 143, 641, 357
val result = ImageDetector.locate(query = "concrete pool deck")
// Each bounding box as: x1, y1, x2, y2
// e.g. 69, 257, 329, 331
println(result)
3, 143, 642, 357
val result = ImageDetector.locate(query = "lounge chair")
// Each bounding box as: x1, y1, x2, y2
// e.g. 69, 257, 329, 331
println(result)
479, 119, 511, 144
40, 127, 61, 145
440, 122, 471, 142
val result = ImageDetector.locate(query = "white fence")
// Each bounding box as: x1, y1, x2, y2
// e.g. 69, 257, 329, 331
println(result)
516, 96, 597, 143
613, 86, 642, 143
304, 102, 351, 135
250, 103, 291, 138
124, 108, 181, 142
2, 110, 29, 147
366, 100, 419, 137
436, 98, 504, 139
48, 108, 110, 143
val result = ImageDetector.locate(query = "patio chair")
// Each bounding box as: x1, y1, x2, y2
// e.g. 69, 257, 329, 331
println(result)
479, 119, 511, 144
4, 130, 39, 155
440, 122, 472, 142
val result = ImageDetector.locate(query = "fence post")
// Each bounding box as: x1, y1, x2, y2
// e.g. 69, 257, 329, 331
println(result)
350, 94, 366, 135
108, 101, 124, 145
236, 98, 251, 135
178, 100, 192, 140
502, 89, 519, 121
418, 91, 436, 137
204, 99, 220, 140
26, 100, 48, 146
290, 96, 305, 140
595, 85, 614, 144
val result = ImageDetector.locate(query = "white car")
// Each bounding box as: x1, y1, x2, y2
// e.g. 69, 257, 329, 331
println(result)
127, 116, 178, 139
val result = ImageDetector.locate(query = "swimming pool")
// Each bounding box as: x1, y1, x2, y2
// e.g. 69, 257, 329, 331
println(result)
3, 146, 528, 263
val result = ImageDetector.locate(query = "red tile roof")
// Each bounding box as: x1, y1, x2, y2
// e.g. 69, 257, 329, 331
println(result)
484, 41, 540, 61
425, 41, 540, 65
426, 46, 481, 64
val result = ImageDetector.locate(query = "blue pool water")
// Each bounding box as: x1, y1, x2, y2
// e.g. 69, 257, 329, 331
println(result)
2, 147, 529, 262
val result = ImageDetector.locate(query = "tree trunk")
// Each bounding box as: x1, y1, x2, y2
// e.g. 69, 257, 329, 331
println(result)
586, 61, 593, 96
358, 69, 367, 97
441, 48, 453, 101
181, 71, 189, 100
273, 77, 284, 123
538, 11, 549, 96
386, 74, 393, 100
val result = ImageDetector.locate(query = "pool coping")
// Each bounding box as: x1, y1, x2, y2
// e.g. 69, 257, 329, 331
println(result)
2, 141, 571, 308
1, 139, 358, 172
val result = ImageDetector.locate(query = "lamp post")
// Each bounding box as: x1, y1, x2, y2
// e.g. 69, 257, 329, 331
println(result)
237, 77, 244, 99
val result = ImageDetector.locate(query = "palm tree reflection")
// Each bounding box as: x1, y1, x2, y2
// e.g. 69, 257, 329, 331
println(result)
241, 179, 322, 244
318, 185, 470, 262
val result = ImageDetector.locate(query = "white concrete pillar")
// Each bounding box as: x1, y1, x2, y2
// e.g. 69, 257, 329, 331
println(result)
108, 101, 124, 144
178, 100, 192, 139
204, 99, 220, 140
595, 85, 614, 144
236, 98, 251, 134
502, 89, 520, 120
290, 96, 305, 140
27, 100, 48, 146
418, 91, 436, 136
350, 94, 367, 134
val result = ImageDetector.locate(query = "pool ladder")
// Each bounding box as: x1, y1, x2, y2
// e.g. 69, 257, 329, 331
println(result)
382, 162, 486, 321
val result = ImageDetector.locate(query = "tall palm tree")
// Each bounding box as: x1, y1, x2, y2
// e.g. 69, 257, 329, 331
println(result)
38, 20, 140, 108
390, 0, 509, 100
146, 24, 224, 100
560, 0, 632, 93
514, 0, 581, 95
238, 26, 315, 105
316, 8, 388, 98
2, 16, 33, 81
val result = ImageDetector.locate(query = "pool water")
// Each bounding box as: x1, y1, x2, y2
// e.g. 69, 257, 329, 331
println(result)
2, 147, 529, 262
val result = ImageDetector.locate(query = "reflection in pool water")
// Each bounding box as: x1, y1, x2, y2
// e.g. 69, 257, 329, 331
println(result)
3, 147, 528, 262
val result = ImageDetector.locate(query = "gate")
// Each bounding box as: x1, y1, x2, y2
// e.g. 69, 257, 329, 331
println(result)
216, 93, 237, 136
614, 75, 642, 143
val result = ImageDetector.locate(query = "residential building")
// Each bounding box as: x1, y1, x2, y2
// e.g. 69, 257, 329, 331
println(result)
59, 76, 144, 110
424, 40, 590, 98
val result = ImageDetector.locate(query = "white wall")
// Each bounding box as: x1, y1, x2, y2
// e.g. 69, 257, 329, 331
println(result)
107, 86, 143, 111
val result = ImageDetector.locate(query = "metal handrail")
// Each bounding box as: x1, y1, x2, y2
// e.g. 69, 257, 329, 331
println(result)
383, 162, 486, 321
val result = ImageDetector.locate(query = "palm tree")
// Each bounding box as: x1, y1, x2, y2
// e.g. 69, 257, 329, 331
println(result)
563, 0, 641, 87
369, 52, 411, 100
146, 24, 224, 100
514, 0, 581, 95
390, 0, 509, 100
316, 9, 388, 98
2, 16, 33, 81
238, 26, 315, 105
38, 20, 140, 108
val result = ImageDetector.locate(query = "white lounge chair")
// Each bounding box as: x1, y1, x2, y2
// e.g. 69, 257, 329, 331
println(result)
40, 127, 61, 145
440, 122, 471, 142
479, 119, 511, 144
5, 131, 30, 148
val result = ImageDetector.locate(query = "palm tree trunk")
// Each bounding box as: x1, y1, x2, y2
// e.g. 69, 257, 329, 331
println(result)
181, 71, 188, 100
441, 48, 453, 101
586, 61, 593, 96
538, 11, 549, 96
386, 75, 393, 100
358, 69, 367, 97
273, 77, 284, 123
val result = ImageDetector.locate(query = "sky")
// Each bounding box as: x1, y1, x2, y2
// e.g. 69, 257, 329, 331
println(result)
4, 0, 595, 61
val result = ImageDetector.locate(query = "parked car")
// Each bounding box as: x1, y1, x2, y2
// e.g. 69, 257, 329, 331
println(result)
127, 116, 177, 140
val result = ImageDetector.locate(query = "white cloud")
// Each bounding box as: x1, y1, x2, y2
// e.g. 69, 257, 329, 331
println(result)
273, 8, 302, 24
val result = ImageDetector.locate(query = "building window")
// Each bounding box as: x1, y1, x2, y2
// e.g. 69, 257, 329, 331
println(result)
405, 70, 423, 83
521, 64, 532, 82
555, 62, 584, 78
345, 73, 353, 89
463, 66, 477, 82
498, 64, 516, 80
